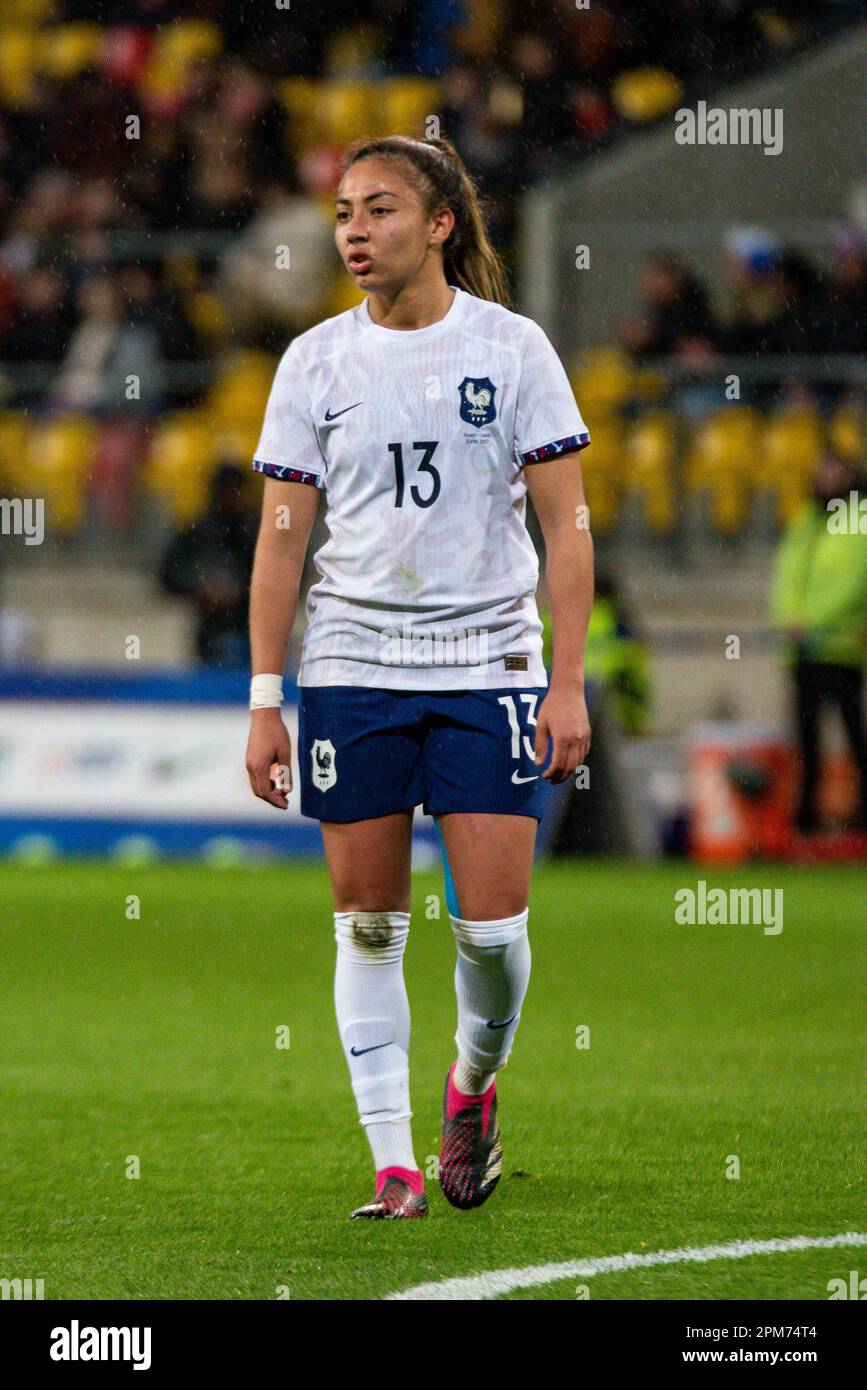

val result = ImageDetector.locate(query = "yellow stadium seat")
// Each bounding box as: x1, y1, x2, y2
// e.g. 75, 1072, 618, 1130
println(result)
212, 423, 260, 468
24, 416, 96, 534
577, 418, 625, 535
185, 291, 229, 346
0, 27, 40, 105
611, 68, 684, 124
3, 0, 55, 22
627, 410, 676, 474
312, 190, 339, 223
324, 24, 381, 77
39, 22, 102, 80
759, 409, 822, 481
0, 410, 31, 492
631, 365, 668, 403
685, 407, 760, 533
164, 252, 200, 294
43, 471, 87, 532
27, 416, 95, 475
571, 348, 633, 419
138, 20, 223, 105
758, 409, 823, 527
378, 77, 441, 139
685, 406, 760, 483
154, 20, 223, 67
828, 406, 864, 464
207, 353, 276, 429
323, 270, 366, 318
279, 77, 321, 155
449, 0, 504, 61
488, 79, 524, 128
143, 412, 215, 525
138, 60, 189, 105
755, 9, 799, 49
624, 411, 677, 533
318, 80, 378, 146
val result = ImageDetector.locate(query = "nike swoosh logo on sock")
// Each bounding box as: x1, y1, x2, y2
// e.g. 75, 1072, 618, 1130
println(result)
350, 1040, 394, 1056
486, 1011, 519, 1030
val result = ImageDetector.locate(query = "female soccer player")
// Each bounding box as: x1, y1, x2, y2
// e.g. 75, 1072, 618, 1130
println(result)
245, 135, 593, 1219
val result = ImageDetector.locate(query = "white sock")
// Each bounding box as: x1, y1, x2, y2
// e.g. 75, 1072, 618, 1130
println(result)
365, 1119, 417, 1171
450, 909, 531, 1081
454, 1056, 495, 1095
334, 910, 418, 1173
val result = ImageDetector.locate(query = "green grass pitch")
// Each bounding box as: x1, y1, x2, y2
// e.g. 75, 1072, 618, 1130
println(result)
1, 858, 864, 1301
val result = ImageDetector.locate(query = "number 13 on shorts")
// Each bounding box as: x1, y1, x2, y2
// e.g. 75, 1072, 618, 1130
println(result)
498, 693, 540, 765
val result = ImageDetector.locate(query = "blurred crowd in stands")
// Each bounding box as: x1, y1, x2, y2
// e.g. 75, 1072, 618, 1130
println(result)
622, 227, 866, 362
0, 0, 864, 677
0, 0, 861, 406
619, 225, 867, 414
0, 0, 862, 848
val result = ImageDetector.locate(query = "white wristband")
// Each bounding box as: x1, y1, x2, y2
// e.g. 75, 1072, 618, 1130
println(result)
250, 673, 284, 710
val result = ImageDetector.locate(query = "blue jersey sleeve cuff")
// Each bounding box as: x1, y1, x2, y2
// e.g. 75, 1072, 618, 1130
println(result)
520, 432, 590, 465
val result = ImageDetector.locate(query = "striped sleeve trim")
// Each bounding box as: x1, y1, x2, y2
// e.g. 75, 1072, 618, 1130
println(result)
252, 459, 324, 487
520, 432, 591, 465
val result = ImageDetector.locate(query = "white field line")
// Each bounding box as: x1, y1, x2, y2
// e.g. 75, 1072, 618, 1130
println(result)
384, 1231, 867, 1301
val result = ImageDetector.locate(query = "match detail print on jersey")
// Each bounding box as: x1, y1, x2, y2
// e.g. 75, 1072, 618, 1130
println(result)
251, 286, 590, 691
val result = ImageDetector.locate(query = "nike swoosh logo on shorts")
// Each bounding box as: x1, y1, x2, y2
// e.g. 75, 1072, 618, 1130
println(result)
512, 771, 540, 784
350, 1040, 393, 1056
486, 1011, 519, 1030
324, 402, 362, 420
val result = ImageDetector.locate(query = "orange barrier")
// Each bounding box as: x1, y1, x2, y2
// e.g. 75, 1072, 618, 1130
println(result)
687, 725, 862, 863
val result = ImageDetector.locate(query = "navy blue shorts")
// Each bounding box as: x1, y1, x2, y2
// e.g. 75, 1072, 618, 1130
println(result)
297, 685, 553, 823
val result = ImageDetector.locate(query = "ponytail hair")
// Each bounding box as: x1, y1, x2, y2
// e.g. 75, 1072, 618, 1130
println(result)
340, 135, 510, 307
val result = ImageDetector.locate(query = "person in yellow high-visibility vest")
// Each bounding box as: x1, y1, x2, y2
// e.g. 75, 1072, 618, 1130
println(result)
541, 572, 650, 735
771, 451, 867, 833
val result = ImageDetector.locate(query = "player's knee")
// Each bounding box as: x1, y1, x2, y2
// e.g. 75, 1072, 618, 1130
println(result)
450, 908, 529, 952
334, 910, 410, 963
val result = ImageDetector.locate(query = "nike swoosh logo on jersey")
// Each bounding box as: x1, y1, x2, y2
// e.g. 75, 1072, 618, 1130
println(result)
350, 1040, 394, 1056
324, 402, 363, 420
486, 1011, 519, 1030
511, 771, 540, 784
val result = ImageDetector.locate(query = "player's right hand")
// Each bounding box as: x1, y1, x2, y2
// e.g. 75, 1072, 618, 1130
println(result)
246, 709, 293, 810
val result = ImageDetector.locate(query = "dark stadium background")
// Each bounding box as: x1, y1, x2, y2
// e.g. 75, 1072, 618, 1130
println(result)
0, 0, 864, 863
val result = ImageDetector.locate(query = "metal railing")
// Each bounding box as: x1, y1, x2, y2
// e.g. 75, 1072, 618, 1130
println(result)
2, 353, 865, 408
639, 356, 867, 387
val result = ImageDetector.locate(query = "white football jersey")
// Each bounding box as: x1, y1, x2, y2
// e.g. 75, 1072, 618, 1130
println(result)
252, 285, 589, 689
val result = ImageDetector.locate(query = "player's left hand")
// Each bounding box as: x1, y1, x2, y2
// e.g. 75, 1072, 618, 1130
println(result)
534, 684, 591, 783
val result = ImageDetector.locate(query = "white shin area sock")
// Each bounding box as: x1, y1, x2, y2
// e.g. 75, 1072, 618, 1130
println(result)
334, 910, 417, 1172
450, 909, 531, 1084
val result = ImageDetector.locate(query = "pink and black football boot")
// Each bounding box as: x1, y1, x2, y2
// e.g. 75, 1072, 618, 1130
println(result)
349, 1166, 428, 1220
439, 1062, 502, 1210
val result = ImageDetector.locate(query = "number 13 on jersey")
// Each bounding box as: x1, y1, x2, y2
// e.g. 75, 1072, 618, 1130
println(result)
388, 440, 441, 508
